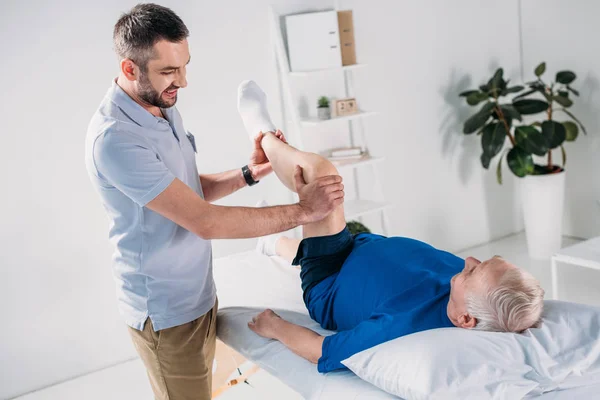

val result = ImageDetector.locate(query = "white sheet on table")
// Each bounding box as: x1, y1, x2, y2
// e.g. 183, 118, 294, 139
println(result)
213, 251, 600, 400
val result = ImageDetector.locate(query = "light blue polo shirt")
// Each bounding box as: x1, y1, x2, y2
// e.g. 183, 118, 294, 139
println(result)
85, 80, 216, 331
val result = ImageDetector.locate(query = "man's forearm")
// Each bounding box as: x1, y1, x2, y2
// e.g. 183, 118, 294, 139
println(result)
272, 318, 324, 364
199, 169, 247, 202
199, 203, 307, 239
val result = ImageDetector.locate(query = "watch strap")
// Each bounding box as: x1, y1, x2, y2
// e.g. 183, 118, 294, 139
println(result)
242, 165, 259, 186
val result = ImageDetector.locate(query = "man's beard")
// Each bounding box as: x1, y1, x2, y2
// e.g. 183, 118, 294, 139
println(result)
137, 71, 177, 109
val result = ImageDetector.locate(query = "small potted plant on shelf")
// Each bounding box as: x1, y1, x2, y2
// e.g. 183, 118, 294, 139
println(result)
317, 96, 331, 120
458, 63, 586, 259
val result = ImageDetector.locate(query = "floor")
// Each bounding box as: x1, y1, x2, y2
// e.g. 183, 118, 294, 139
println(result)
12, 232, 600, 400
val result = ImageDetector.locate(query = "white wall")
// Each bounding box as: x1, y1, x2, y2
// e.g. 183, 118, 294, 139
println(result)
340, 0, 524, 249
520, 0, 600, 239
1, 0, 597, 398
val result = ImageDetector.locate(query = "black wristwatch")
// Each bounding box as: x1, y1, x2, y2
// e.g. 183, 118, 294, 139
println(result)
242, 165, 259, 186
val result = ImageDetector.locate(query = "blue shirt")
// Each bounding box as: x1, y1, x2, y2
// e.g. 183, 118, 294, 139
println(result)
85, 80, 215, 331
311, 234, 463, 373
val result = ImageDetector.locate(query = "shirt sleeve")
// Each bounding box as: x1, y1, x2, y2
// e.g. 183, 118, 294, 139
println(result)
319, 297, 453, 373
318, 313, 402, 373
92, 131, 175, 206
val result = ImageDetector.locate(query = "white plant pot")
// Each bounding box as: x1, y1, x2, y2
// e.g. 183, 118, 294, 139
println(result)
317, 106, 331, 120
519, 170, 566, 259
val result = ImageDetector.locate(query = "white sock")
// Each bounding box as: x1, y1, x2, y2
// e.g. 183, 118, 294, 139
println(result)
255, 200, 283, 257
237, 80, 277, 141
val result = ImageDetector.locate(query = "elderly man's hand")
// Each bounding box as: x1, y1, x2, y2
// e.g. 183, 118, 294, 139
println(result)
248, 309, 282, 340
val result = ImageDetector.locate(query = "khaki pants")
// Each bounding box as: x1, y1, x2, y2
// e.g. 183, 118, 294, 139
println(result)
128, 299, 218, 400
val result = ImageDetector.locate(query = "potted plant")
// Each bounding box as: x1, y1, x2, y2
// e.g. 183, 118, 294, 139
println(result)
346, 220, 371, 234
459, 63, 586, 259
317, 96, 331, 120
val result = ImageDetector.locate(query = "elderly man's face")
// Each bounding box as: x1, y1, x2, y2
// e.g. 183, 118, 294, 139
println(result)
447, 255, 516, 328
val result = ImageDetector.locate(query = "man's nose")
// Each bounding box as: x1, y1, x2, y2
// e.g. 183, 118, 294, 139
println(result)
466, 256, 481, 267
176, 71, 188, 89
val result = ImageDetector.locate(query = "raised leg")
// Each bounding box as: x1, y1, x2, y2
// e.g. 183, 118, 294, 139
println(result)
260, 133, 346, 238
275, 236, 301, 264
237, 80, 345, 238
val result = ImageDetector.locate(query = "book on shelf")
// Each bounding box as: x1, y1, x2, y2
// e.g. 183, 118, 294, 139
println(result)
327, 147, 368, 164
329, 147, 363, 158
329, 154, 365, 162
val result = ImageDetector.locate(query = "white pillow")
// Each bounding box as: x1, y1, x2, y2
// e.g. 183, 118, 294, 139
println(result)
342, 300, 600, 400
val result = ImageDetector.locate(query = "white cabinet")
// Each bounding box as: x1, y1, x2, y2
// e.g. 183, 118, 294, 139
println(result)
284, 11, 342, 72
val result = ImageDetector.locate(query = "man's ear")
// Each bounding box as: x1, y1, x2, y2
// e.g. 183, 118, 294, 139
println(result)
458, 313, 477, 329
120, 59, 138, 81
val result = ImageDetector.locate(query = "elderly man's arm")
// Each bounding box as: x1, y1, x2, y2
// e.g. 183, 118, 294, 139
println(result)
248, 309, 324, 364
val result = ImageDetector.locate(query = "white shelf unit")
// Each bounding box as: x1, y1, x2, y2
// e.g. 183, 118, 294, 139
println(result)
329, 155, 385, 169
288, 63, 368, 77
300, 110, 378, 127
269, 6, 390, 235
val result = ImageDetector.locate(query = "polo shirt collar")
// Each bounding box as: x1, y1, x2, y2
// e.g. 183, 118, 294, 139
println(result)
108, 79, 162, 129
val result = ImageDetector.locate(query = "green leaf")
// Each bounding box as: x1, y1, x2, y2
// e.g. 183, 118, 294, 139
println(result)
558, 90, 569, 98
562, 121, 579, 141
555, 108, 587, 135
479, 84, 490, 92
515, 125, 548, 156
500, 104, 522, 121
567, 86, 580, 96
504, 85, 524, 94
541, 120, 567, 149
459, 90, 479, 97
482, 123, 507, 158
560, 145, 567, 168
507, 147, 535, 177
463, 102, 494, 134
556, 71, 576, 84
553, 95, 573, 107
534, 62, 546, 77
529, 81, 545, 90
481, 152, 491, 169
496, 154, 503, 184
466, 91, 489, 106
526, 81, 553, 101
513, 88, 538, 101
532, 164, 551, 175
346, 221, 371, 234
488, 68, 506, 96
512, 99, 549, 115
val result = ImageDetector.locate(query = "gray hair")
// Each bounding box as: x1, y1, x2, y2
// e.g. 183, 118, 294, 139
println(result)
466, 268, 545, 333
113, 3, 189, 70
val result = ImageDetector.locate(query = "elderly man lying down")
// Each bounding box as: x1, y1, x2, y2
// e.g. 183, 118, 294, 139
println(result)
237, 80, 545, 374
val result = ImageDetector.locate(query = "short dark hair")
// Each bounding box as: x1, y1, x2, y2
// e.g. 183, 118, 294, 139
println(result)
113, 3, 189, 70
